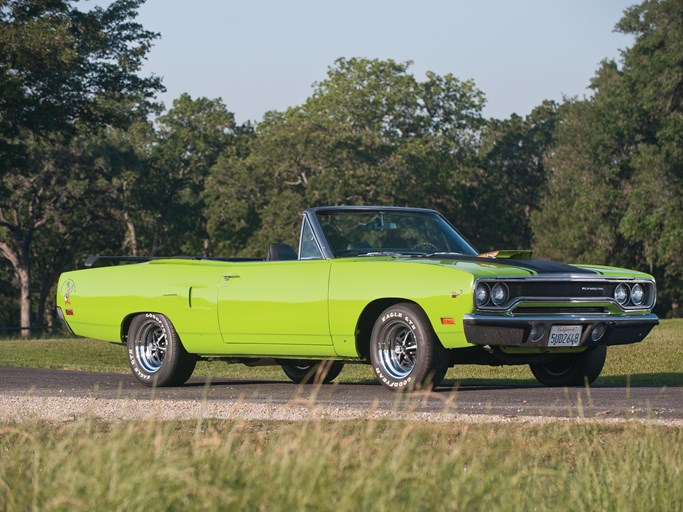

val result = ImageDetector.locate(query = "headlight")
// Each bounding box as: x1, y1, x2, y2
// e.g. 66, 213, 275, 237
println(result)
631, 284, 645, 306
614, 283, 629, 305
491, 283, 508, 306
475, 284, 489, 307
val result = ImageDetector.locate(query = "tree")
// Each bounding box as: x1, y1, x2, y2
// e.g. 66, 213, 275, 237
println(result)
531, 94, 634, 264
144, 94, 242, 256
205, 58, 486, 257
0, 260, 17, 335
475, 101, 559, 251
0, 0, 162, 335
615, 0, 683, 315
532, 0, 683, 315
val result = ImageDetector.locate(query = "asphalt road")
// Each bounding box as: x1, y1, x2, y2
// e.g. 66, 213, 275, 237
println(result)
1, 365, 681, 421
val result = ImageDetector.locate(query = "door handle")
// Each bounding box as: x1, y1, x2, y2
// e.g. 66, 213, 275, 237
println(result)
223, 274, 240, 286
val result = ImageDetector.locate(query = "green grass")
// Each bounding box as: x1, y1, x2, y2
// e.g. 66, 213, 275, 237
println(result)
1, 319, 682, 386
1, 323, 681, 511
0, 418, 681, 511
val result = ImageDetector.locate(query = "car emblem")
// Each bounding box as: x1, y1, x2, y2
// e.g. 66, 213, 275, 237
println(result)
61, 279, 76, 305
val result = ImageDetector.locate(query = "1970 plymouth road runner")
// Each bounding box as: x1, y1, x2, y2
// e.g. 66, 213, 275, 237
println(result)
56, 206, 658, 391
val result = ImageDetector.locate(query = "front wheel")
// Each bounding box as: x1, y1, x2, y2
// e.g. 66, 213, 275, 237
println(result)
127, 313, 196, 387
369, 303, 448, 391
530, 345, 607, 387
280, 360, 344, 384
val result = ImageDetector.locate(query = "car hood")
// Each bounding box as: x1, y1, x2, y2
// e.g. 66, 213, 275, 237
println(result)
425, 253, 599, 276
342, 254, 651, 279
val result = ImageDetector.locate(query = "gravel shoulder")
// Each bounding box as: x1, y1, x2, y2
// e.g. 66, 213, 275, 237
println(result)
2, 366, 682, 426
3, 395, 683, 427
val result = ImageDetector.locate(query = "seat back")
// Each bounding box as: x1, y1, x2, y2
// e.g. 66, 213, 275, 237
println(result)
266, 243, 298, 261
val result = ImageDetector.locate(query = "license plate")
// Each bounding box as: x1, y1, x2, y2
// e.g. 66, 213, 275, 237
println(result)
548, 325, 582, 347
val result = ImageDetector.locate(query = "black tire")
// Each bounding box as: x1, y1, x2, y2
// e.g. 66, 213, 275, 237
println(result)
280, 360, 344, 384
369, 303, 449, 391
530, 345, 607, 387
127, 313, 196, 387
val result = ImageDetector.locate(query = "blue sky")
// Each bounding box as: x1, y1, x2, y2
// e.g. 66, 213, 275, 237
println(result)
124, 0, 636, 123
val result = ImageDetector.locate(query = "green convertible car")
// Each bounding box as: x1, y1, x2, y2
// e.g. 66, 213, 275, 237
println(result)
56, 206, 658, 391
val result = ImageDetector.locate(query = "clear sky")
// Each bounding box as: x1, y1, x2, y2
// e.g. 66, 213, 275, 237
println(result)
125, 0, 637, 124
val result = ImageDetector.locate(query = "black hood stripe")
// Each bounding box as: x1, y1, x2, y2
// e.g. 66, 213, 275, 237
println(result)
430, 254, 598, 275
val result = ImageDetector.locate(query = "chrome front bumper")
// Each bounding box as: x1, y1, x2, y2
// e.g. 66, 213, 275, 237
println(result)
462, 313, 659, 348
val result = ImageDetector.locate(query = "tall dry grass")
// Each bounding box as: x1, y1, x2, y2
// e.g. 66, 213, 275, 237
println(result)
1, 416, 681, 511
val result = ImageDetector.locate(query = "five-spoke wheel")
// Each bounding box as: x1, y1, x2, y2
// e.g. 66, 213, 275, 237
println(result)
375, 321, 418, 380
370, 303, 448, 391
127, 313, 196, 387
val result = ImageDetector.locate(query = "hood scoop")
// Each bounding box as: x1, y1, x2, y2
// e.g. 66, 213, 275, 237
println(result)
477, 250, 533, 260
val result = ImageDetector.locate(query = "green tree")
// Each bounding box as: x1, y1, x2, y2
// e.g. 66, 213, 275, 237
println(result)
0, 0, 162, 335
532, 0, 683, 315
616, 0, 683, 315
476, 101, 559, 250
205, 58, 486, 257
143, 94, 242, 256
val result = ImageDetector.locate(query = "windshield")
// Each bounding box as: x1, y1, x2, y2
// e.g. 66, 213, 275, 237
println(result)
316, 210, 478, 258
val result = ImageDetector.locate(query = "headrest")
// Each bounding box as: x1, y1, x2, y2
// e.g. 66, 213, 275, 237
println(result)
266, 243, 298, 261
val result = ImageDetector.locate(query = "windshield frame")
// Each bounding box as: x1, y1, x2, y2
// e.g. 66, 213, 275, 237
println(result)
303, 206, 478, 260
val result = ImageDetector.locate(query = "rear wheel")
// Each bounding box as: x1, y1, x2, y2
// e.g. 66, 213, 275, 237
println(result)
369, 303, 448, 391
127, 313, 196, 387
280, 360, 344, 384
530, 345, 607, 387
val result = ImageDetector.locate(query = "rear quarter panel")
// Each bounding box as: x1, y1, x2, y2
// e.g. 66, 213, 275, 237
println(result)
57, 261, 225, 351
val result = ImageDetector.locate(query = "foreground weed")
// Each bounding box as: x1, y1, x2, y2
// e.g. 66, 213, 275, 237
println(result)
0, 418, 682, 512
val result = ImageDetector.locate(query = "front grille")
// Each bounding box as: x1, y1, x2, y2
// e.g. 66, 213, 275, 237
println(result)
513, 306, 608, 315
475, 278, 656, 311
508, 281, 616, 299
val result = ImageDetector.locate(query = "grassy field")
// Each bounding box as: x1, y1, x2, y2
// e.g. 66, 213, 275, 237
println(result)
0, 321, 681, 511
1, 319, 682, 386
0, 418, 681, 511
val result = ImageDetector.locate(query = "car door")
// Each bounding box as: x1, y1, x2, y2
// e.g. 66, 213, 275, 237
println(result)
217, 259, 333, 347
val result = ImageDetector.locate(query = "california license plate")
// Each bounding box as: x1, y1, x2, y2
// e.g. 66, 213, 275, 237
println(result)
548, 325, 582, 347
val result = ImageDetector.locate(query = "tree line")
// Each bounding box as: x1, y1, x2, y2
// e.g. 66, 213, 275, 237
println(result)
1, 0, 681, 336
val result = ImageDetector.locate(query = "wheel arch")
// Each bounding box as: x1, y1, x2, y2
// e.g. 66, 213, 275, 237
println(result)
121, 313, 138, 343
120, 311, 185, 347
355, 298, 420, 360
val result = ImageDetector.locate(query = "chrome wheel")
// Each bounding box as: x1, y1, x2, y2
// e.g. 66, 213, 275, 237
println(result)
377, 320, 418, 380
134, 319, 167, 373
369, 303, 449, 391
127, 313, 196, 387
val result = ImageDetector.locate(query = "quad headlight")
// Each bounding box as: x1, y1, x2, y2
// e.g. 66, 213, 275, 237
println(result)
491, 283, 509, 306
475, 283, 489, 307
630, 283, 645, 306
614, 283, 629, 305
474, 281, 509, 308
614, 282, 650, 308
